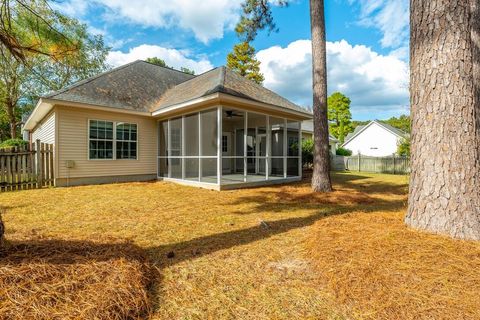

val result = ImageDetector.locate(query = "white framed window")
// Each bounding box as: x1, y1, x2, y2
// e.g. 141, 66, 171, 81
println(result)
89, 120, 138, 160
116, 122, 137, 159
89, 120, 114, 159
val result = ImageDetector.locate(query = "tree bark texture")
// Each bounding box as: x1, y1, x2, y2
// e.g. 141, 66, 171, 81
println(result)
310, 0, 332, 192
406, 0, 480, 240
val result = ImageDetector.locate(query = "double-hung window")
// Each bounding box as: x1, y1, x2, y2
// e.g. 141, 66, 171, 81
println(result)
116, 122, 137, 159
89, 120, 137, 160
89, 120, 114, 159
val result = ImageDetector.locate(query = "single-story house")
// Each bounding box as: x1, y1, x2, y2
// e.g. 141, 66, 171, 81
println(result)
23, 60, 313, 190
342, 120, 408, 157
300, 119, 339, 154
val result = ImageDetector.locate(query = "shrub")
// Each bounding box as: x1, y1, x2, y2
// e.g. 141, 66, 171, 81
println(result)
336, 147, 352, 156
397, 138, 410, 156
0, 138, 28, 149
301, 138, 314, 166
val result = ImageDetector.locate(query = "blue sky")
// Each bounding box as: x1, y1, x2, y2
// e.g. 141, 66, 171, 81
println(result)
56, 0, 410, 120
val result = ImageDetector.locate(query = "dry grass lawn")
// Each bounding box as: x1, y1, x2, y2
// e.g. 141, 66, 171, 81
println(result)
0, 172, 479, 319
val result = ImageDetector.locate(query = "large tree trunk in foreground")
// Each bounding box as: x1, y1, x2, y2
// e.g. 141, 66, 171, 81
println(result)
406, 0, 480, 240
310, 0, 332, 192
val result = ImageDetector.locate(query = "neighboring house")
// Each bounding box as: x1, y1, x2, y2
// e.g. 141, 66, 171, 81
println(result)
341, 120, 408, 156
301, 120, 339, 154
23, 61, 313, 190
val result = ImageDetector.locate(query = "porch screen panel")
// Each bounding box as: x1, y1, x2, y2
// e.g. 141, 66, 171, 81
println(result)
200, 158, 217, 183
200, 110, 217, 156
184, 113, 199, 156
158, 121, 168, 177
170, 117, 182, 179
246, 112, 267, 180
184, 113, 199, 180
287, 120, 300, 176
270, 117, 284, 176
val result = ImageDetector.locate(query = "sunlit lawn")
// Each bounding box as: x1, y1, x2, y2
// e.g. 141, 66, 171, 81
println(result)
1, 172, 479, 319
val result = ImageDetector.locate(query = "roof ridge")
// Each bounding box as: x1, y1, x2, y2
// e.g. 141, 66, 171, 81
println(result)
373, 120, 407, 137
219, 65, 226, 87
45, 60, 142, 98
223, 67, 310, 113
141, 59, 198, 77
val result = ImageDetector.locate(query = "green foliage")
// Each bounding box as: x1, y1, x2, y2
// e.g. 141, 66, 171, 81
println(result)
301, 138, 314, 166
146, 57, 195, 75
327, 92, 352, 143
381, 115, 411, 134
351, 120, 369, 131
0, 7, 109, 139
235, 0, 288, 42
336, 147, 352, 156
0, 1, 82, 61
227, 42, 264, 84
397, 137, 410, 156
146, 57, 168, 67
0, 138, 27, 149
180, 67, 195, 75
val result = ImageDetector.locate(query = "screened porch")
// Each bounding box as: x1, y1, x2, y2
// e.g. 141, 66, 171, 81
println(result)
157, 106, 302, 190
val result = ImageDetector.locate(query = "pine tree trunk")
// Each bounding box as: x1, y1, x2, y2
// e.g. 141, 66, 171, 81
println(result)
406, 0, 480, 240
310, 0, 332, 192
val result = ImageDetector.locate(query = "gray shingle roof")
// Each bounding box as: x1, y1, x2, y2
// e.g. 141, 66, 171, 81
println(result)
154, 66, 310, 115
376, 121, 408, 138
45, 60, 195, 112
344, 125, 365, 142
44, 61, 311, 116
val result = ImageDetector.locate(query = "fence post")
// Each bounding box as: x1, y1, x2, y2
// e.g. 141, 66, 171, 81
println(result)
358, 153, 361, 172
393, 153, 396, 175
35, 139, 43, 188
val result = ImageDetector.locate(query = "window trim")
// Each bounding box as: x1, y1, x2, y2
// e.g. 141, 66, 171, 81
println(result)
88, 119, 139, 161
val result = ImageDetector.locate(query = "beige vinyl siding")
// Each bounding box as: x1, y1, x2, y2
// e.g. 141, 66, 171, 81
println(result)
56, 105, 157, 179
31, 111, 56, 145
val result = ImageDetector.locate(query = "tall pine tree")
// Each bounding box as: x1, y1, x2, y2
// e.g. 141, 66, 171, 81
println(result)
227, 42, 264, 85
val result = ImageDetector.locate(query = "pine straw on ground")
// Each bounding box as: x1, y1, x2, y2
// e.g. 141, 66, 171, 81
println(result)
0, 239, 152, 320
307, 207, 480, 319
1, 172, 478, 319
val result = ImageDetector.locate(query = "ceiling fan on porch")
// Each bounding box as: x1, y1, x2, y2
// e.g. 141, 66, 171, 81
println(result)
224, 110, 243, 118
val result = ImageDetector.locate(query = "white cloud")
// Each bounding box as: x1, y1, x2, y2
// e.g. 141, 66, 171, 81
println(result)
350, 0, 409, 49
256, 39, 409, 117
52, 0, 90, 16
91, 0, 242, 43
107, 44, 214, 74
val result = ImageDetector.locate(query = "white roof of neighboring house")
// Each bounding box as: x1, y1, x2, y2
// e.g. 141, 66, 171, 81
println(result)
301, 120, 339, 143
342, 120, 408, 147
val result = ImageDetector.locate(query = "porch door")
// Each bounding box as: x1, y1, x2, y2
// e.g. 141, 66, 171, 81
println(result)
257, 134, 267, 174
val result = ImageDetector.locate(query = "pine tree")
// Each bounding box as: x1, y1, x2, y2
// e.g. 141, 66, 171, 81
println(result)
406, 0, 480, 239
227, 42, 265, 85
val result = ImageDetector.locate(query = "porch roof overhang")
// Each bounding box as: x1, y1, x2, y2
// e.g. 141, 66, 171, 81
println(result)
151, 92, 313, 121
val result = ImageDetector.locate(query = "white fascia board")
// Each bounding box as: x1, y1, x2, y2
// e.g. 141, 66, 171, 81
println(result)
23, 98, 151, 131
152, 92, 312, 120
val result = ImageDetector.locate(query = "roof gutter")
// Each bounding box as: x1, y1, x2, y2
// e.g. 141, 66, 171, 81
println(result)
23, 98, 151, 131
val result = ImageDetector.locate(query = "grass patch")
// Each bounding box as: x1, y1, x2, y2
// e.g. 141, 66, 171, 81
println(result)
0, 171, 478, 319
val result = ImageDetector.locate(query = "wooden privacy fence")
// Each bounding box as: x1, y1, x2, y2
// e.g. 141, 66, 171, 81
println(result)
0, 140, 54, 192
331, 154, 410, 175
